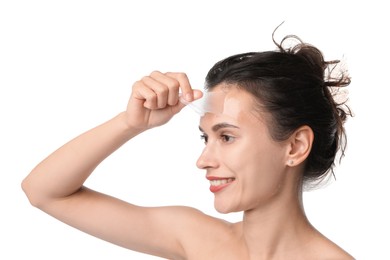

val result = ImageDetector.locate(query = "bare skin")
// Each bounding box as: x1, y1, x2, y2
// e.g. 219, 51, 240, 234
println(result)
22, 71, 354, 259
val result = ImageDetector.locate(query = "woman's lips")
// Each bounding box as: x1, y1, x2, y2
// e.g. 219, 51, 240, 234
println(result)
207, 176, 235, 193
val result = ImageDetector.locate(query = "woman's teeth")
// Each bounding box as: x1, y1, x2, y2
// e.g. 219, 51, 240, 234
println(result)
210, 178, 235, 186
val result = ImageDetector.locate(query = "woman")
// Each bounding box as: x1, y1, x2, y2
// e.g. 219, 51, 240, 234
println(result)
22, 34, 354, 259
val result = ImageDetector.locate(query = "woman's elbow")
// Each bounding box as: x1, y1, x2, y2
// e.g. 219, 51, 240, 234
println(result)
21, 176, 45, 208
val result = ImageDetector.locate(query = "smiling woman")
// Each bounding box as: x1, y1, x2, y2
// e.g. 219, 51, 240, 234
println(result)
198, 88, 293, 214
21, 31, 354, 259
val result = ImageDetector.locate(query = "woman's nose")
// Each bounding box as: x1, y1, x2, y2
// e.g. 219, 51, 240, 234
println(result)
196, 145, 218, 170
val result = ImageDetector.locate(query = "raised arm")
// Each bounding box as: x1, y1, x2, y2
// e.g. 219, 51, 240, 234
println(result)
21, 71, 204, 259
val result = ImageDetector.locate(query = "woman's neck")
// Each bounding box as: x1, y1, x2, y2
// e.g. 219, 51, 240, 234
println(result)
238, 183, 316, 258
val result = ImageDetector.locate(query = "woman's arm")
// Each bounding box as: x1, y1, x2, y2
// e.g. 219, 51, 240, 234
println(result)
21, 71, 203, 259
22, 112, 138, 207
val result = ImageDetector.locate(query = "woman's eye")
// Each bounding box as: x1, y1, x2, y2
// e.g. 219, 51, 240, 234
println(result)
200, 134, 208, 143
221, 135, 235, 143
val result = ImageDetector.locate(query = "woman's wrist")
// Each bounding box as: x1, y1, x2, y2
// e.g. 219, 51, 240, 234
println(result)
116, 111, 147, 140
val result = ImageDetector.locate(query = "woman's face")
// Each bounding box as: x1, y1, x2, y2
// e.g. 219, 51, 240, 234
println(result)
197, 85, 290, 213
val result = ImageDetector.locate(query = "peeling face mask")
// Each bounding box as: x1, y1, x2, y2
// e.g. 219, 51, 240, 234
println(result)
181, 91, 241, 118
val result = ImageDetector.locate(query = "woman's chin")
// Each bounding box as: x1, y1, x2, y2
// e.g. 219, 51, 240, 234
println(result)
214, 203, 240, 214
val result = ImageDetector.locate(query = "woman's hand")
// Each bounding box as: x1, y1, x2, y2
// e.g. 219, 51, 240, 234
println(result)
125, 71, 203, 130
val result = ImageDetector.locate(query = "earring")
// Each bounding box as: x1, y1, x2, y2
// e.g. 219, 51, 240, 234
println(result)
288, 159, 294, 166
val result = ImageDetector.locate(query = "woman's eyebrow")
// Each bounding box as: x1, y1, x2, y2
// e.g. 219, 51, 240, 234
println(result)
198, 123, 239, 133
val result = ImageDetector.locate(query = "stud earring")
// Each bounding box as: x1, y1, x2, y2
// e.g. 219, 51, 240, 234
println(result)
288, 159, 294, 166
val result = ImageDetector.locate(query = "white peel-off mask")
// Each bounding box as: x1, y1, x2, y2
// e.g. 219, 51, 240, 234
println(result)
180, 91, 226, 116
182, 90, 245, 118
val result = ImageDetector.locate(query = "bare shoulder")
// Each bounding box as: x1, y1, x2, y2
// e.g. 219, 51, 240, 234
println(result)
167, 206, 234, 237
309, 232, 355, 260
167, 207, 239, 257
323, 240, 355, 259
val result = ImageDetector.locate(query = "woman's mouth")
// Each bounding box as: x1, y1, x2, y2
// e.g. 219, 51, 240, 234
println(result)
208, 177, 235, 193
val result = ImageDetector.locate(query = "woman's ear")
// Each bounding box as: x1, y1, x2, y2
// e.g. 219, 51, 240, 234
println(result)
285, 125, 314, 167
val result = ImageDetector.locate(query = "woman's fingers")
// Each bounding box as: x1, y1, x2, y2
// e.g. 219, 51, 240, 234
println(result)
140, 75, 169, 109
132, 80, 159, 109
128, 71, 203, 130
165, 72, 193, 102
193, 89, 203, 100
149, 71, 180, 106
135, 71, 194, 110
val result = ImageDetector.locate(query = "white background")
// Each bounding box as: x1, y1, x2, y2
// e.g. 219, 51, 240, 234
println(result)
1, 1, 389, 259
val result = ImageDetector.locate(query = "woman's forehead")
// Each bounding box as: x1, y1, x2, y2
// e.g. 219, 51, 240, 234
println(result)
194, 85, 257, 118
198, 87, 265, 130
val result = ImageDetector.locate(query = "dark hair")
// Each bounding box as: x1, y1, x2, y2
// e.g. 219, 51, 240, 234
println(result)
204, 33, 352, 187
